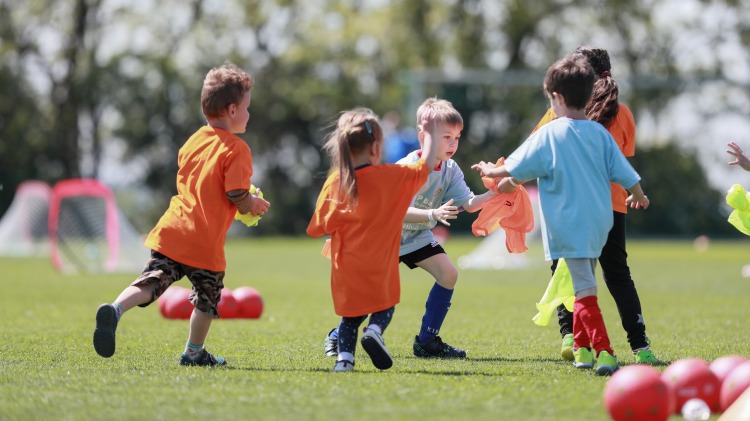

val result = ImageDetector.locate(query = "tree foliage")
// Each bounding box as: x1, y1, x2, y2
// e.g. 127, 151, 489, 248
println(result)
0, 0, 746, 236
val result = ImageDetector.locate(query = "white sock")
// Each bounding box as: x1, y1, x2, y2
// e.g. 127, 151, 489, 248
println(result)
338, 352, 354, 362
366, 324, 382, 335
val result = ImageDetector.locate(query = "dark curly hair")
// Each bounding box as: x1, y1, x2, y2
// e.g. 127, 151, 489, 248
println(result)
573, 46, 619, 128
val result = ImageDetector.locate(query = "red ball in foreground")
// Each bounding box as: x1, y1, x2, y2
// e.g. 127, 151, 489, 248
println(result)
721, 360, 750, 412
604, 364, 673, 421
710, 355, 748, 385
165, 287, 193, 320
662, 358, 721, 413
217, 288, 238, 319
233, 286, 263, 319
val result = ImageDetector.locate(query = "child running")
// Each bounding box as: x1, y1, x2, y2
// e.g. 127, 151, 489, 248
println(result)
472, 55, 650, 375
92, 62, 270, 366
307, 108, 436, 372
530, 46, 659, 364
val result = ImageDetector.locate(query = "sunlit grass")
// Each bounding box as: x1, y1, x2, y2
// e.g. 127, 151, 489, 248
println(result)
1, 236, 749, 420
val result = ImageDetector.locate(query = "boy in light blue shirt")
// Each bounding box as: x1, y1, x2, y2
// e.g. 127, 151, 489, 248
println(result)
472, 55, 649, 375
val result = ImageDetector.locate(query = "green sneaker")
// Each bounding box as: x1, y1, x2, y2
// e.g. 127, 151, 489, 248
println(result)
595, 350, 618, 376
572, 347, 594, 369
634, 349, 662, 365
561, 333, 574, 362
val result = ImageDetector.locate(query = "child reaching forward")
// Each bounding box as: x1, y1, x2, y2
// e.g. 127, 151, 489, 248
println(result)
531, 46, 658, 365
307, 108, 436, 372
93, 62, 270, 366
323, 98, 498, 360
472, 55, 650, 375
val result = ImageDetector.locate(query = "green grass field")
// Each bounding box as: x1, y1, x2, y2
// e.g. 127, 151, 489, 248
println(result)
2, 237, 749, 420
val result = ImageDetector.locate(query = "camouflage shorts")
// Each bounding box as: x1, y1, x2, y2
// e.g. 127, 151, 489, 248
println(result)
132, 250, 225, 318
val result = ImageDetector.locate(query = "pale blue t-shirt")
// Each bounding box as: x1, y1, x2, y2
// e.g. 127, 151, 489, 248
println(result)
397, 151, 474, 255
505, 118, 640, 261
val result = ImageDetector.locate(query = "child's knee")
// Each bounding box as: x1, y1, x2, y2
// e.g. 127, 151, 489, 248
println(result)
437, 266, 459, 288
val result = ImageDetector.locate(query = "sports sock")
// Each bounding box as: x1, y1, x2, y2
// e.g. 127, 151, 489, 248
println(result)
418, 283, 453, 344
184, 341, 203, 360
366, 324, 382, 335
572, 303, 591, 350
632, 346, 650, 355
338, 352, 354, 363
574, 296, 613, 356
112, 302, 124, 321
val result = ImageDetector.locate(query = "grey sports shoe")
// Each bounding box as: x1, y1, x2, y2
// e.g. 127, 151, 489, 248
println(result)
324, 328, 338, 357
179, 348, 227, 367
333, 359, 354, 372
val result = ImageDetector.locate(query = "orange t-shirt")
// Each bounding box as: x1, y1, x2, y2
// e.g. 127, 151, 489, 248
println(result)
307, 160, 429, 317
145, 126, 253, 271
531, 104, 636, 213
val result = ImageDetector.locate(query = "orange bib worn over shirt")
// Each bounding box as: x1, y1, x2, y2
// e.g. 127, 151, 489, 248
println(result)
307, 160, 429, 317
532, 104, 635, 213
145, 126, 253, 271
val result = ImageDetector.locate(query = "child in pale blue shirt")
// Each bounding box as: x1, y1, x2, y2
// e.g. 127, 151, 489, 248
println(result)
473, 55, 649, 375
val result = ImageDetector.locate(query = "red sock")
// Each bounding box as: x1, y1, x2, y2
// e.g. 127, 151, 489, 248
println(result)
572, 304, 591, 349
574, 296, 613, 356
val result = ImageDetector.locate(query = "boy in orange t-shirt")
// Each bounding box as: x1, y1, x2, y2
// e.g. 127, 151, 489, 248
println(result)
93, 62, 270, 366
307, 108, 436, 372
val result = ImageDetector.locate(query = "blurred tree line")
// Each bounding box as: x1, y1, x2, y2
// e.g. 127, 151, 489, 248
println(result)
0, 0, 747, 237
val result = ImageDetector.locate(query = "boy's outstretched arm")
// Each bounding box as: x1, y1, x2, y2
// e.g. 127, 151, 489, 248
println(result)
470, 162, 521, 194
727, 141, 750, 171
626, 182, 649, 210
403, 199, 459, 226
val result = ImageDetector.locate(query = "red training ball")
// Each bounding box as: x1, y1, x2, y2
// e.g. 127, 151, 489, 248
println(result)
232, 286, 263, 319
720, 360, 750, 412
662, 358, 721, 414
604, 364, 673, 421
710, 354, 748, 385
217, 288, 238, 319
157, 286, 182, 318
165, 287, 193, 320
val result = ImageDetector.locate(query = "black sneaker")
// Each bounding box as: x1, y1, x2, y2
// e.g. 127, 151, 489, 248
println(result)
413, 335, 466, 358
179, 348, 227, 366
360, 330, 393, 370
93, 304, 118, 358
324, 328, 338, 357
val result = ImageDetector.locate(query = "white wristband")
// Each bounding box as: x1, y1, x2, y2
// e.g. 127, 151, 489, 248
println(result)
508, 177, 519, 187
427, 209, 435, 222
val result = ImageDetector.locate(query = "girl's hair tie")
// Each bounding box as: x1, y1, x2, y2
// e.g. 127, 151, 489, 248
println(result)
599, 70, 611, 78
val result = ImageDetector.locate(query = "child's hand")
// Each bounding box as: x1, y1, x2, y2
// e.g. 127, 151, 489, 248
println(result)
417, 110, 437, 136
471, 161, 495, 177
249, 189, 270, 216
432, 198, 459, 226
626, 193, 649, 210
727, 141, 750, 171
